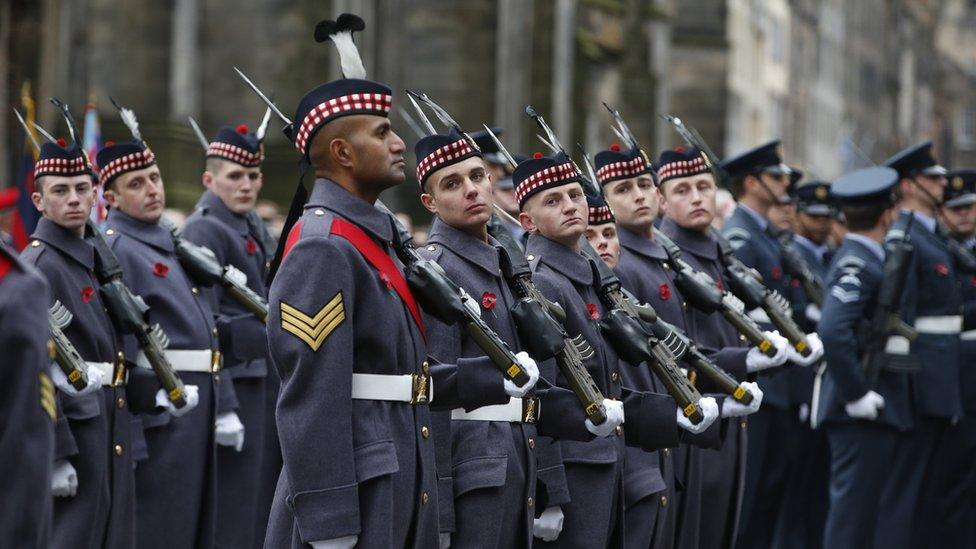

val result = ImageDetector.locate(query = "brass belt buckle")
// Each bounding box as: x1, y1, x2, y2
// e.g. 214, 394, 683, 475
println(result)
522, 397, 539, 423
411, 373, 430, 405
211, 350, 222, 373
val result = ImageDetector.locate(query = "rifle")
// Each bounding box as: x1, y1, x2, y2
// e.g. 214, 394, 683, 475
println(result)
488, 214, 609, 425
861, 213, 918, 388
84, 221, 188, 408
716, 234, 813, 357
940, 223, 976, 274
48, 301, 91, 390
167, 225, 269, 323
778, 234, 825, 308
655, 230, 778, 357
377, 204, 530, 387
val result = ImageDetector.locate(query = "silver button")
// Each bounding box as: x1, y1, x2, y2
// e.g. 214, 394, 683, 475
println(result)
527, 254, 535, 261
106, 229, 115, 235
427, 245, 436, 252
314, 209, 325, 216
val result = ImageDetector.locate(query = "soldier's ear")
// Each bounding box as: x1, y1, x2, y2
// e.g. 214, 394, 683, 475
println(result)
420, 191, 437, 214
330, 137, 354, 169
518, 210, 537, 233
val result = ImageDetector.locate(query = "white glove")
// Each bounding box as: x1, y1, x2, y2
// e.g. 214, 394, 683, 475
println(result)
585, 398, 625, 437
787, 332, 825, 367
746, 331, 790, 372
310, 536, 358, 549
155, 385, 200, 417
677, 396, 719, 434
503, 352, 540, 398
805, 302, 822, 324
533, 506, 565, 542
51, 459, 78, 497
439, 532, 451, 549
845, 390, 885, 420
49, 363, 103, 397
721, 382, 763, 418
460, 287, 481, 318
215, 411, 245, 451
798, 403, 810, 423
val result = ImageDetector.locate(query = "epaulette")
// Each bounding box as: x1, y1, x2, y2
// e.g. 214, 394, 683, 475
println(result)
525, 252, 543, 272
196, 205, 211, 216
724, 227, 752, 243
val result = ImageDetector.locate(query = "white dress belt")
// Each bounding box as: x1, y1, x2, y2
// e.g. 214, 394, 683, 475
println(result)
885, 335, 911, 355
914, 315, 963, 335
351, 373, 432, 404
451, 397, 539, 423
136, 349, 215, 373
748, 308, 771, 324
961, 329, 976, 341
85, 362, 117, 386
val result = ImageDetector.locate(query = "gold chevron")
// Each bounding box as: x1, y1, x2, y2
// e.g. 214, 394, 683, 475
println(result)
39, 373, 56, 422
280, 292, 346, 351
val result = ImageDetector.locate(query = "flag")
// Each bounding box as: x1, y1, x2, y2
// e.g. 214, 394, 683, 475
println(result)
83, 101, 106, 224
8, 83, 41, 250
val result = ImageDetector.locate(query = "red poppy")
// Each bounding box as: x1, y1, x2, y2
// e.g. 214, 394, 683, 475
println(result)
152, 262, 169, 277
716, 279, 724, 291
935, 263, 949, 277
771, 266, 783, 281
246, 238, 258, 255
481, 291, 497, 310
790, 278, 800, 288
659, 283, 671, 301
970, 275, 976, 287
81, 286, 95, 303
586, 303, 600, 320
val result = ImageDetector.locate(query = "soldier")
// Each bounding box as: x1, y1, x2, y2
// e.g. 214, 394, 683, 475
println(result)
918, 168, 976, 546
21, 138, 166, 548
595, 144, 770, 549
515, 150, 720, 547
96, 138, 218, 549
815, 166, 914, 547
720, 141, 824, 549
878, 141, 961, 549
414, 128, 616, 548
262, 15, 534, 548
0, 240, 55, 548
654, 146, 790, 549
180, 123, 280, 548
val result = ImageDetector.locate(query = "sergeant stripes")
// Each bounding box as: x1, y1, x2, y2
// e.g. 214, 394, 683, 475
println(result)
279, 292, 346, 351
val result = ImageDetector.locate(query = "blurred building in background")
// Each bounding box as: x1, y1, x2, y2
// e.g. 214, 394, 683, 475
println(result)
3, 0, 976, 218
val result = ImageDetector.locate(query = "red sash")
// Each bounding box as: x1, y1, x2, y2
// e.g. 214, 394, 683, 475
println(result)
329, 218, 426, 340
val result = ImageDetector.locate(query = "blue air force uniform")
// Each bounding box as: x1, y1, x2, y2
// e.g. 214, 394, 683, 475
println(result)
815, 166, 914, 548
0, 242, 54, 548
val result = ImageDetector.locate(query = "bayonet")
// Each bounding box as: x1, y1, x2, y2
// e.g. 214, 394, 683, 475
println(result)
187, 117, 209, 151
233, 67, 292, 126
405, 93, 436, 135
12, 108, 41, 151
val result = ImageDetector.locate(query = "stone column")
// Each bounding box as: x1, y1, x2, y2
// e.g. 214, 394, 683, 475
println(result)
170, 0, 200, 120
495, 0, 534, 152
551, 0, 576, 146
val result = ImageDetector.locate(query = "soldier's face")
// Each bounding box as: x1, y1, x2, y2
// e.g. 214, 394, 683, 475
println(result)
942, 202, 976, 237
797, 211, 832, 244
32, 175, 95, 235
520, 183, 587, 247
203, 160, 263, 215
493, 184, 519, 216
660, 173, 717, 232
916, 174, 947, 205
604, 175, 658, 232
421, 157, 494, 234
107, 165, 166, 223
584, 223, 620, 269
768, 202, 796, 232
349, 117, 407, 188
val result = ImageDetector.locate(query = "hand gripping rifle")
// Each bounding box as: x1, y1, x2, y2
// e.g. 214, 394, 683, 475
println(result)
778, 233, 825, 308
50, 97, 188, 407
654, 230, 779, 357
167, 225, 269, 323
375, 202, 530, 387
526, 106, 704, 423
480, 127, 610, 424
861, 212, 918, 388
49, 301, 91, 390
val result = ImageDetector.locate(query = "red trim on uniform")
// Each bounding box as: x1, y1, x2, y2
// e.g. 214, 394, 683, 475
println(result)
281, 220, 304, 261
329, 218, 426, 340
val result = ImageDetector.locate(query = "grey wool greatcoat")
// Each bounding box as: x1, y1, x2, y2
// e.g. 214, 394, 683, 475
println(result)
182, 189, 281, 548
0, 242, 54, 549
659, 217, 750, 549
419, 217, 594, 548
105, 208, 220, 549
527, 233, 681, 549
613, 224, 728, 549
21, 217, 159, 549
264, 179, 512, 548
